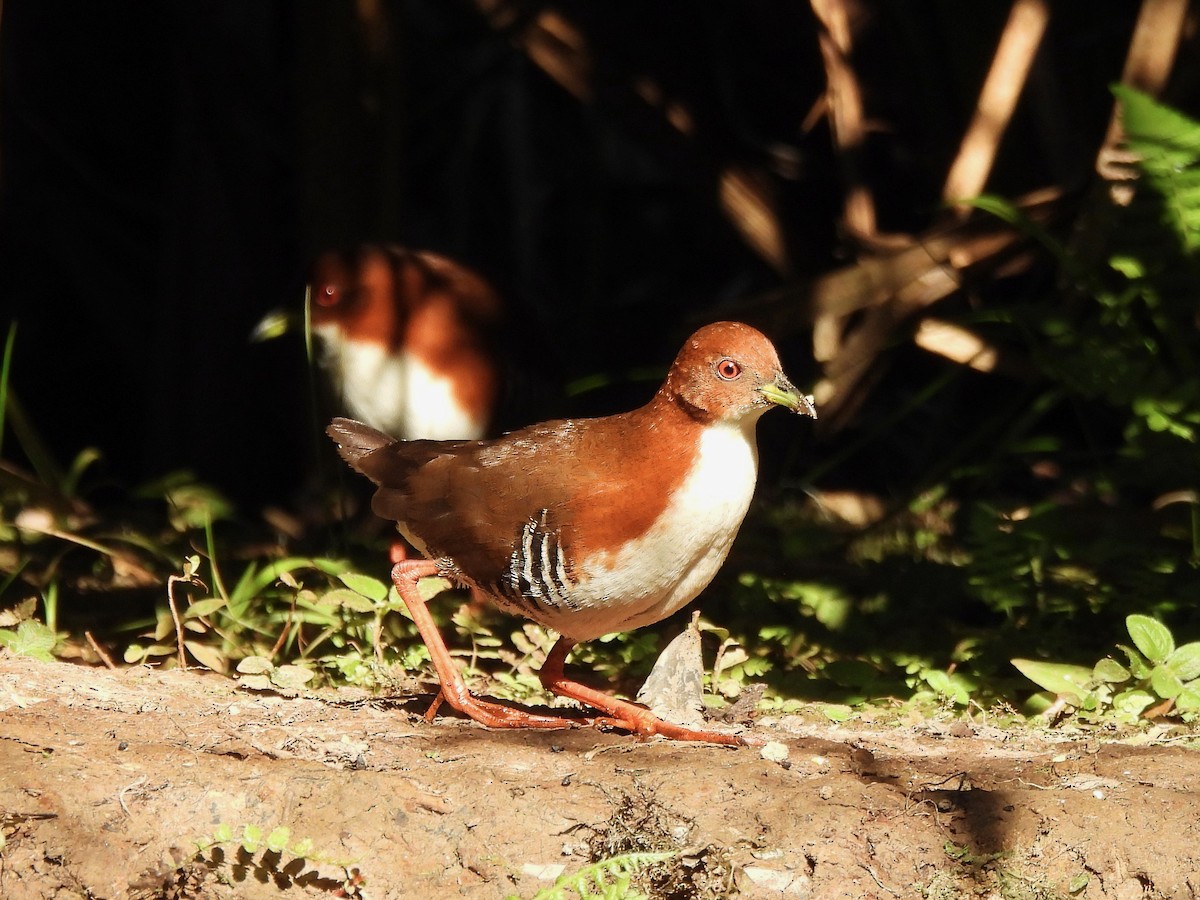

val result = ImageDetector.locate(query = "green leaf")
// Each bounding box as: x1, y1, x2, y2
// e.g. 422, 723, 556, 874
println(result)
338, 572, 388, 603
270, 665, 315, 690
184, 641, 227, 673
922, 669, 971, 705
818, 704, 854, 723
123, 644, 146, 664
1108, 255, 1145, 279
241, 824, 263, 854
184, 597, 226, 619
1118, 644, 1153, 679
236, 656, 274, 675
1011, 659, 1093, 703
1165, 642, 1200, 681
266, 826, 291, 853
1, 621, 58, 662
1114, 84, 1200, 158
1127, 615, 1174, 663
1175, 684, 1200, 712
212, 823, 233, 843
1112, 689, 1156, 719
290, 837, 314, 859
417, 576, 452, 602
320, 588, 376, 613
1092, 657, 1130, 684
1150, 666, 1183, 700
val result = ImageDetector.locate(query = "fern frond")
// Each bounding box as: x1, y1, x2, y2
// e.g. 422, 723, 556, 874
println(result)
1114, 84, 1200, 255
529, 851, 676, 900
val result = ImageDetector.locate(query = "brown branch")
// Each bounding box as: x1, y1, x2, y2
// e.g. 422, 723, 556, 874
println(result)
474, 1, 592, 101
719, 167, 788, 274
85, 632, 119, 671
943, 0, 1050, 208
809, 0, 877, 241
1097, 0, 1189, 178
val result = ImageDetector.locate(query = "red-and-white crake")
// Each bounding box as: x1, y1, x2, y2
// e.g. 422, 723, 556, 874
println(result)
327, 321, 817, 744
311, 244, 500, 441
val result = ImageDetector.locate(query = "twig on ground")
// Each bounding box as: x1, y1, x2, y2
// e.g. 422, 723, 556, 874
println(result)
84, 631, 118, 670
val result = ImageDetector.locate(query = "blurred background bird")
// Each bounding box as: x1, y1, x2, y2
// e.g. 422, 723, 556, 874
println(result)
258, 244, 503, 443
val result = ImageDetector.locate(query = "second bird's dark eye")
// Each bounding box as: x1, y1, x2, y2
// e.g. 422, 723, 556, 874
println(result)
316, 284, 341, 307
716, 358, 742, 380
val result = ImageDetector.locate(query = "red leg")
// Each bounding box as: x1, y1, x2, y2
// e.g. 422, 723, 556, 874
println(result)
539, 637, 745, 746
390, 561, 580, 730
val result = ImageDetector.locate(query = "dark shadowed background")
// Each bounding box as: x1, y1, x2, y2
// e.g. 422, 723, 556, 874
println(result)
0, 0, 1189, 513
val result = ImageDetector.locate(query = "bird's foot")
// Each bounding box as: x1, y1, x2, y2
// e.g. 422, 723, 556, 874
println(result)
591, 711, 745, 746
540, 637, 745, 746
426, 687, 583, 731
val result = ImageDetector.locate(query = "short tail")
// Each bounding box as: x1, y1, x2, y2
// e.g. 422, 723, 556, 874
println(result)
326, 417, 394, 470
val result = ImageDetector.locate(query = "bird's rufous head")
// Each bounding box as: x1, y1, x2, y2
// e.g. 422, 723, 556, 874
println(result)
308, 245, 501, 352
662, 321, 817, 424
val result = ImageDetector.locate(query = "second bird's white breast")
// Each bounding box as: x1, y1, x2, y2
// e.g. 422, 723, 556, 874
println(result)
317, 330, 485, 441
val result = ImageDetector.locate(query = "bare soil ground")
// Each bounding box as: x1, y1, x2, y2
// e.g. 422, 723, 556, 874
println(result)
1, 656, 1199, 900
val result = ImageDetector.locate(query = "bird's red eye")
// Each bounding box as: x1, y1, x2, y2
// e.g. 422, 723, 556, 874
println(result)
716, 358, 742, 380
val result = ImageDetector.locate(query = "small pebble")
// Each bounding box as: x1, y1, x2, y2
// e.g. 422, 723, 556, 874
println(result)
760, 741, 790, 764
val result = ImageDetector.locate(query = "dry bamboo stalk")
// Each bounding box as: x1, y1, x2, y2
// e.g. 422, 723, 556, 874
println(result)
942, 0, 1050, 208
473, 1, 592, 101
1097, 0, 1189, 178
809, 0, 877, 240
473, 2, 795, 271
913, 319, 1000, 373
719, 167, 789, 274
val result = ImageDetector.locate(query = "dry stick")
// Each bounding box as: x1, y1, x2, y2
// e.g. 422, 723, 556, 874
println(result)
166, 571, 207, 670
268, 598, 296, 658
809, 0, 876, 242
1096, 0, 1189, 179
719, 167, 789, 274
475, 1, 591, 102
84, 631, 118, 670
476, 1, 789, 275
809, 0, 869, 368
942, 0, 1050, 210
166, 574, 188, 670
809, 0, 927, 381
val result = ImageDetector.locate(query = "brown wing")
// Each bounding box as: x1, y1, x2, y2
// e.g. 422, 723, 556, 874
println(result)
331, 401, 699, 592
350, 418, 597, 587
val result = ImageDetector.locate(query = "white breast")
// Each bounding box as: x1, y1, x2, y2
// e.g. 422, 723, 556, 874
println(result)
543, 419, 761, 642
316, 329, 486, 441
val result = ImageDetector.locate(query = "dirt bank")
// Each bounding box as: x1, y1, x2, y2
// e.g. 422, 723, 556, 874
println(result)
1, 656, 1197, 898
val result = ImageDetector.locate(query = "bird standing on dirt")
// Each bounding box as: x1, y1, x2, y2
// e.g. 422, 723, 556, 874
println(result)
327, 321, 816, 744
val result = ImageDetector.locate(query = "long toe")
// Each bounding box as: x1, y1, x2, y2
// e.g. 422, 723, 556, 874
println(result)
447, 693, 585, 731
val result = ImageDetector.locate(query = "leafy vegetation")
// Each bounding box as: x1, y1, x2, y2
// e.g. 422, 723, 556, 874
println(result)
514, 852, 677, 900
0, 88, 1199, 735
1014, 615, 1200, 724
